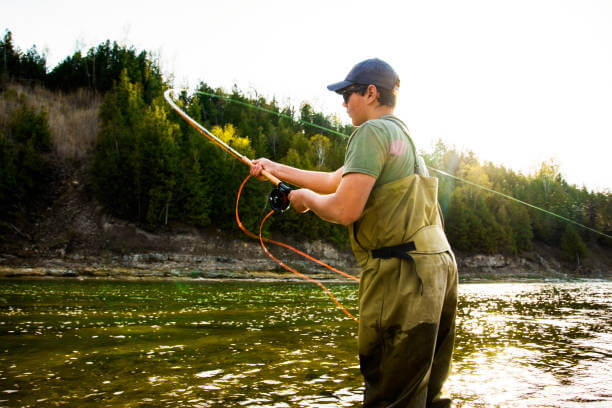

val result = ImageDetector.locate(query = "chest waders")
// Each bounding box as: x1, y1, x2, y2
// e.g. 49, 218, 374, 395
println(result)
350, 175, 458, 408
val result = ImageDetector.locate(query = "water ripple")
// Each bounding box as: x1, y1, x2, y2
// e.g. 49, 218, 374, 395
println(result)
0, 280, 609, 407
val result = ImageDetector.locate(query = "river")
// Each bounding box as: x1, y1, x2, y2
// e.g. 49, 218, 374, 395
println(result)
0, 279, 610, 407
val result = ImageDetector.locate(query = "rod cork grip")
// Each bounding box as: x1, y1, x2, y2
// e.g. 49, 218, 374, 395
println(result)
261, 169, 282, 186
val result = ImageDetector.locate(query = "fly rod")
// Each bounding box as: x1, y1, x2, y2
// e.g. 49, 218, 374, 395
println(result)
164, 89, 292, 212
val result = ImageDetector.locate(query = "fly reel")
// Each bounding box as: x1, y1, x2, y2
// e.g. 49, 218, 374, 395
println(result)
269, 182, 292, 213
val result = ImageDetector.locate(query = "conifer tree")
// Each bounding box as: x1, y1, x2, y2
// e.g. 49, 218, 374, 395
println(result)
0, 91, 51, 217
560, 225, 588, 265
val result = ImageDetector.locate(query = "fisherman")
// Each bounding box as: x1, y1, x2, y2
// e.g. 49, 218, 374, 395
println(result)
250, 58, 458, 408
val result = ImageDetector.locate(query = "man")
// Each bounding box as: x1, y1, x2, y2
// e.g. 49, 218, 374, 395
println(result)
250, 58, 458, 408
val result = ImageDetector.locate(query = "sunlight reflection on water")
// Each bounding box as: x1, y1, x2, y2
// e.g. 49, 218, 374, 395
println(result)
450, 281, 612, 408
0, 280, 610, 407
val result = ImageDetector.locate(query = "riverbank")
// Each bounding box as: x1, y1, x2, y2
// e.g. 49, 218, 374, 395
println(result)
1, 228, 610, 282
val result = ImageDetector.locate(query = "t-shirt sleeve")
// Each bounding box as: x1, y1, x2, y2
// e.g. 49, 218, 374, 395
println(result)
343, 123, 387, 179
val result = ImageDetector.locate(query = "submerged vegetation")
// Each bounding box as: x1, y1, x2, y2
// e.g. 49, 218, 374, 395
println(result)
0, 30, 610, 264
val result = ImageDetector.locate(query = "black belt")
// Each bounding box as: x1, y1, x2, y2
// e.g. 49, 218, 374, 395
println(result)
371, 242, 416, 260
371, 241, 423, 295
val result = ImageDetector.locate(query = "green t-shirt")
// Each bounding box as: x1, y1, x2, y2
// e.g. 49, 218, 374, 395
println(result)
343, 114, 416, 188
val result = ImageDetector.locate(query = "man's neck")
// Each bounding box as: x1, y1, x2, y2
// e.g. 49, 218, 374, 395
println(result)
366, 105, 395, 121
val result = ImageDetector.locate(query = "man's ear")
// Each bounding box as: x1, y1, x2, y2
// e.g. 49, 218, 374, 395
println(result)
366, 84, 378, 104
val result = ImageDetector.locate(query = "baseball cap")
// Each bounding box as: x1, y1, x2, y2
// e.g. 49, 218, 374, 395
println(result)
327, 58, 399, 93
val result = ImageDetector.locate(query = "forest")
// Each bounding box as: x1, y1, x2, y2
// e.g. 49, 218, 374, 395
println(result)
1, 30, 610, 264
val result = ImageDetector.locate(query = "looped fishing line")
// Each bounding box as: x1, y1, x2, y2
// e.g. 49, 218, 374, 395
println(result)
165, 90, 359, 322
236, 175, 359, 322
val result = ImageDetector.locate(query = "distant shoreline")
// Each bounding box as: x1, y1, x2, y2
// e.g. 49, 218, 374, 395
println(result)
1, 263, 609, 284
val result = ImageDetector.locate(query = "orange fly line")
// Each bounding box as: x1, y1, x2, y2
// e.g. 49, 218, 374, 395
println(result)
164, 90, 359, 322
236, 175, 359, 323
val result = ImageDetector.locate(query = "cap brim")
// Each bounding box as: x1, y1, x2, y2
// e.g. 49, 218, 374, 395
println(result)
327, 80, 353, 93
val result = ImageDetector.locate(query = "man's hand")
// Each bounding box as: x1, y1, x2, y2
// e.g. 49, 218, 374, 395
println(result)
285, 173, 375, 225
288, 189, 312, 213
250, 158, 277, 181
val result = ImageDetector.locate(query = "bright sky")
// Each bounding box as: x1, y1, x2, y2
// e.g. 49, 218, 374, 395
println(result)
4, 0, 611, 192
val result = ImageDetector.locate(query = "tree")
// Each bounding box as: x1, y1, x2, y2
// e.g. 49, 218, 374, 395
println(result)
19, 45, 47, 83
445, 191, 471, 251
0, 130, 19, 215
47, 40, 164, 103
560, 225, 588, 266
211, 123, 254, 159
0, 31, 46, 85
91, 71, 180, 226
309, 133, 332, 169
1, 31, 19, 83
508, 204, 533, 251
0, 90, 51, 217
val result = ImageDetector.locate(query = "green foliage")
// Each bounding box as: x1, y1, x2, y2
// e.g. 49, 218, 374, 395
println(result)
560, 225, 588, 264
0, 90, 51, 217
432, 148, 610, 257
0, 131, 18, 215
443, 191, 471, 251
309, 134, 332, 170
0, 30, 47, 85
46, 40, 164, 103
91, 72, 180, 225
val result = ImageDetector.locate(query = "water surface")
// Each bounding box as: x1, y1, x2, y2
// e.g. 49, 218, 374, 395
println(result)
0, 280, 610, 407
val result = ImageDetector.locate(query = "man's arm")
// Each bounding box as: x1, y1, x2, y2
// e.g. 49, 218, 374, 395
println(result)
250, 158, 343, 195
288, 172, 376, 226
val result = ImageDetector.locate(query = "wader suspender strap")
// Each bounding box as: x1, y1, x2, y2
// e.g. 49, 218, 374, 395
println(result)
385, 117, 446, 227
383, 116, 433, 177
384, 117, 447, 228
371, 242, 424, 295
369, 117, 425, 295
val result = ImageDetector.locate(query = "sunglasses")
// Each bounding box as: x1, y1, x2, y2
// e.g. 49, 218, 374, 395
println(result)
341, 85, 368, 104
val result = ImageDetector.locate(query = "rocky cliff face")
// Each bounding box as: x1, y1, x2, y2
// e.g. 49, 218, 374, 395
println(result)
457, 245, 611, 280
458, 252, 559, 279
0, 186, 362, 281
3, 215, 610, 281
